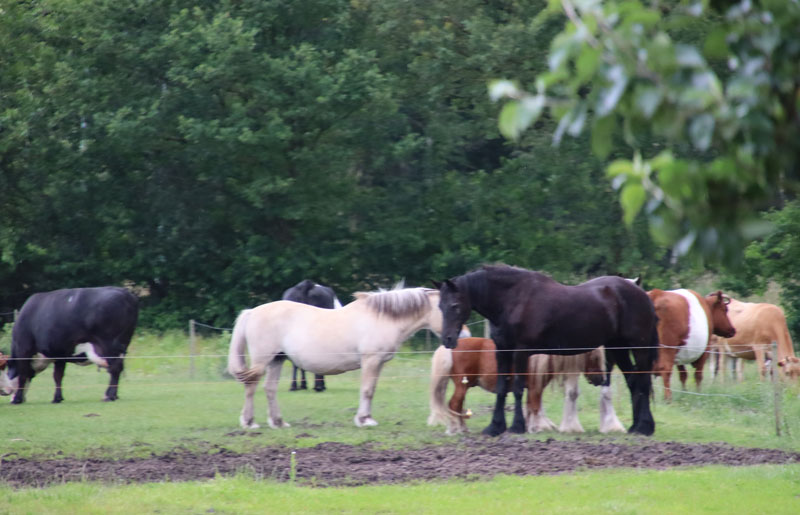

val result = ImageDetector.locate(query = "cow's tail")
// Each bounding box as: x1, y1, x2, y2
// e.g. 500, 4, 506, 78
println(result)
428, 345, 454, 426
227, 310, 265, 383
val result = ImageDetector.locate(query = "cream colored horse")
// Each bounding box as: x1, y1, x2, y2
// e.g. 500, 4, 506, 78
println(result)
228, 286, 442, 429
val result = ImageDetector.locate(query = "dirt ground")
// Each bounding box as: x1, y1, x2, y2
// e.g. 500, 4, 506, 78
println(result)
3, 436, 799, 488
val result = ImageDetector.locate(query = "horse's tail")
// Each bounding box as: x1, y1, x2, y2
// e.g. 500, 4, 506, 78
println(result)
227, 309, 265, 383
427, 345, 454, 426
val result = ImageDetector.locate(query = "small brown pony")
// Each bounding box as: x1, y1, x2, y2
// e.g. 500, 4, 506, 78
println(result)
428, 337, 625, 435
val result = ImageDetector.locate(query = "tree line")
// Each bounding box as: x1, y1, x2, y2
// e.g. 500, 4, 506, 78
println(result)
0, 1, 796, 341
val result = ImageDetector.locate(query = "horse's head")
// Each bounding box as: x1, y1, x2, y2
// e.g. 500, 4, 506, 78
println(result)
432, 278, 471, 349
705, 291, 736, 338
583, 347, 607, 387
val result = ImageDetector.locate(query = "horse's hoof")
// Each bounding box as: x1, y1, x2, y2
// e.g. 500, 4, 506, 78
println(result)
628, 422, 655, 436
314, 386, 326, 392
354, 416, 378, 427
289, 384, 298, 391
269, 419, 290, 429
509, 423, 526, 434
103, 396, 117, 402
481, 425, 505, 437
52, 398, 63, 404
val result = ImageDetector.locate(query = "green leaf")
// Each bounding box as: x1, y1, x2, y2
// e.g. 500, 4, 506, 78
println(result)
591, 115, 614, 159
689, 113, 715, 151
703, 28, 729, 59
620, 182, 646, 226
498, 101, 521, 140
607, 159, 634, 177
634, 85, 663, 119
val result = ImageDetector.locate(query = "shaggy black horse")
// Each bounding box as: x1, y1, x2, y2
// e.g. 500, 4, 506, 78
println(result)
281, 279, 341, 392
435, 265, 658, 436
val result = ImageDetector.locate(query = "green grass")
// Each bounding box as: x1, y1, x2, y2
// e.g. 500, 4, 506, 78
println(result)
1, 330, 799, 459
2, 465, 799, 514
2, 330, 800, 513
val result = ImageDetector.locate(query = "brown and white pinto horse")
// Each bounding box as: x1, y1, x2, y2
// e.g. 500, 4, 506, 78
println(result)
428, 337, 625, 435
710, 298, 800, 381
648, 289, 736, 401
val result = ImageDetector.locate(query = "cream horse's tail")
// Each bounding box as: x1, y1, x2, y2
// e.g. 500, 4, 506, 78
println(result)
227, 309, 266, 383
428, 345, 454, 426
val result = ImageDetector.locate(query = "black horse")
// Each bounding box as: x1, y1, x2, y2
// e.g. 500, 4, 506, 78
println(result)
435, 264, 659, 436
281, 279, 341, 392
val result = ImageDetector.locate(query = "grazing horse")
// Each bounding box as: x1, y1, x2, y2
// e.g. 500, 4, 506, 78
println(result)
281, 279, 342, 392
648, 289, 736, 401
435, 265, 659, 436
228, 286, 443, 429
710, 298, 800, 381
428, 337, 624, 435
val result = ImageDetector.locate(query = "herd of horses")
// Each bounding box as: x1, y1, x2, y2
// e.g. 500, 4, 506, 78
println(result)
3, 264, 800, 438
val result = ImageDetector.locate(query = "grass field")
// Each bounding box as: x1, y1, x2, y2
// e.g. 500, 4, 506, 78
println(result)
1, 329, 800, 512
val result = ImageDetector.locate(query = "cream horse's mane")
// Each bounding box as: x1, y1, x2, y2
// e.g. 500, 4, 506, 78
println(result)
352, 285, 438, 320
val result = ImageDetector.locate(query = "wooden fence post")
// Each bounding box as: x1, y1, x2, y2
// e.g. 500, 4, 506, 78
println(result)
13, 309, 19, 322
484, 319, 490, 339
189, 319, 196, 379
772, 341, 782, 437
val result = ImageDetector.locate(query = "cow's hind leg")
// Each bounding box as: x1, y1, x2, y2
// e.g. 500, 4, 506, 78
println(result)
52, 361, 66, 403
104, 355, 124, 401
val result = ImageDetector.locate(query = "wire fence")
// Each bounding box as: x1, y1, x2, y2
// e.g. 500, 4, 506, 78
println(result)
2, 316, 796, 437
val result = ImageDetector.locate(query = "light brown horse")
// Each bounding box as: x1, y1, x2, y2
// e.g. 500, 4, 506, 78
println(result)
428, 337, 624, 435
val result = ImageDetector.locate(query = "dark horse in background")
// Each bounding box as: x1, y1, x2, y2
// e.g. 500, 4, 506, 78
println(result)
435, 264, 659, 436
282, 280, 342, 392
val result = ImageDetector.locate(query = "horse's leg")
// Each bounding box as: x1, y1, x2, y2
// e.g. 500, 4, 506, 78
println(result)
354, 355, 386, 427
289, 365, 299, 391
447, 381, 469, 435
598, 383, 625, 433
240, 378, 261, 429
313, 374, 326, 392
508, 351, 528, 434
483, 350, 511, 437
52, 361, 66, 403
300, 368, 308, 390
559, 372, 584, 433
612, 346, 655, 436
265, 359, 289, 428
526, 364, 557, 432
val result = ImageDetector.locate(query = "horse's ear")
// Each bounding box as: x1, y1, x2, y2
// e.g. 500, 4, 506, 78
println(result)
445, 279, 457, 290
431, 280, 442, 289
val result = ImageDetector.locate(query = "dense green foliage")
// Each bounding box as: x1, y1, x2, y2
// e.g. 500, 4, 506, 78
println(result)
492, 0, 800, 263
0, 0, 794, 331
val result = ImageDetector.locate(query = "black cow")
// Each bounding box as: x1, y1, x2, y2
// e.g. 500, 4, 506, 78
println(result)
0, 287, 138, 404
282, 279, 341, 392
